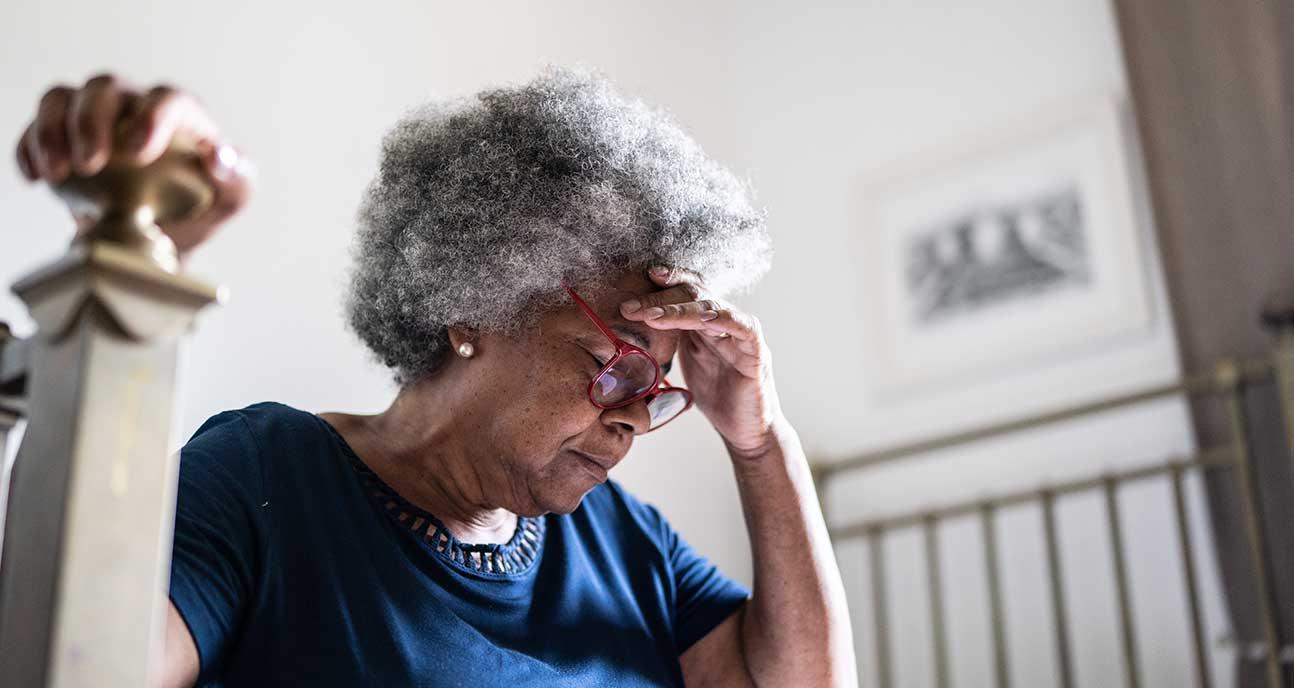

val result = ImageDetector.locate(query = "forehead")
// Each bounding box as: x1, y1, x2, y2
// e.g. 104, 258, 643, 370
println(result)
551, 272, 679, 354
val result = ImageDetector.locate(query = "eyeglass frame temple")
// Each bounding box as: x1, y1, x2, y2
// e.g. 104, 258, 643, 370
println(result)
565, 287, 630, 351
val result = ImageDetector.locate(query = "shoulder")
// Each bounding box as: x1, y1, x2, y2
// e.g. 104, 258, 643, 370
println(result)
188, 401, 320, 443
179, 401, 329, 500
184, 401, 329, 462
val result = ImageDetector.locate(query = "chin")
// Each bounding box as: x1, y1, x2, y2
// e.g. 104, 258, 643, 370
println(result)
526, 455, 610, 515
534, 481, 599, 516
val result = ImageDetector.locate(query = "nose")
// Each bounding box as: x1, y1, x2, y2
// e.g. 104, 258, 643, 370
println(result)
599, 397, 651, 436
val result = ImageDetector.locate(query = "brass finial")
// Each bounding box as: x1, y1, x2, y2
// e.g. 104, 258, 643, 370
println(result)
50, 135, 214, 273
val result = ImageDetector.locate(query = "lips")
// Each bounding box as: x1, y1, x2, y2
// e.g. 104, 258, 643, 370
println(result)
570, 449, 614, 470
569, 449, 616, 481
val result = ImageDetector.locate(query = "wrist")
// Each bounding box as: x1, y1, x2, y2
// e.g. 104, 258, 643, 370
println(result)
723, 414, 797, 465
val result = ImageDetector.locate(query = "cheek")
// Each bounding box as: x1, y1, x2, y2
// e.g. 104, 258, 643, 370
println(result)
491, 349, 601, 456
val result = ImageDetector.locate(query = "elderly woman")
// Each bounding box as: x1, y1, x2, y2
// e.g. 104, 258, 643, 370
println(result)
16, 68, 855, 687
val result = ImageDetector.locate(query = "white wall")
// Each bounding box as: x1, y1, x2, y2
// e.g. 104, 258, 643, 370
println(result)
0, 1, 1233, 685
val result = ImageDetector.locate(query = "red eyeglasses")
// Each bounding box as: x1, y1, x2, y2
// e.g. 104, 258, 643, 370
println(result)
566, 287, 693, 432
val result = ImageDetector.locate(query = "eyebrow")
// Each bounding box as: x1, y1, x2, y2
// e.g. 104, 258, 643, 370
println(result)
611, 325, 652, 350
611, 324, 674, 376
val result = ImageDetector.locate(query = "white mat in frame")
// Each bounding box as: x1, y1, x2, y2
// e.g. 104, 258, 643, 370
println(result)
855, 95, 1156, 393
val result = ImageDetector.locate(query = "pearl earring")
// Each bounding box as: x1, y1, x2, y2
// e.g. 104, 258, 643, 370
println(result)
457, 342, 475, 358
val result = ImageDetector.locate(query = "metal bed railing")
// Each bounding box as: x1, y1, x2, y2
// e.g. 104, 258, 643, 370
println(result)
811, 328, 1294, 688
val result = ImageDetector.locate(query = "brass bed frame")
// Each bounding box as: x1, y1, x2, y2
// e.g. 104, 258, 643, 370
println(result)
812, 328, 1294, 688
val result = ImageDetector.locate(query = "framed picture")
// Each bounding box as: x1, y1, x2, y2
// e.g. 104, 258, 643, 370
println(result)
856, 96, 1154, 392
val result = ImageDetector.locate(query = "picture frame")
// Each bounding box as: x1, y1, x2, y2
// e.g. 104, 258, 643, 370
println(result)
856, 95, 1155, 393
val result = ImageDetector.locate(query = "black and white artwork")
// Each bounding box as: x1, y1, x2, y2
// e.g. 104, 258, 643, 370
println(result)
859, 99, 1153, 392
905, 187, 1089, 326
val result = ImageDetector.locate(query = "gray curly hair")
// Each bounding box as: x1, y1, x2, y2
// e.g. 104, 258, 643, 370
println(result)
345, 66, 772, 384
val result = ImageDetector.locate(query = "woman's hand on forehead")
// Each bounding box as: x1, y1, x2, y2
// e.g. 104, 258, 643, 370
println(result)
617, 265, 780, 456
619, 266, 760, 362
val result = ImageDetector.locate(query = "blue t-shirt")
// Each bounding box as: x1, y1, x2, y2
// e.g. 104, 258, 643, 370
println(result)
168, 402, 749, 687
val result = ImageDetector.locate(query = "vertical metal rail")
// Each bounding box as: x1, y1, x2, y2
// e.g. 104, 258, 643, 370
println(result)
1103, 478, 1141, 688
1168, 464, 1212, 688
1040, 491, 1075, 688
824, 450, 1248, 688
922, 516, 950, 688
868, 528, 893, 688
812, 352, 1283, 687
1219, 362, 1284, 687
981, 504, 1011, 688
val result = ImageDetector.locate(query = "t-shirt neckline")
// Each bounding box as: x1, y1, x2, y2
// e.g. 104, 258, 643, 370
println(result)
312, 413, 546, 579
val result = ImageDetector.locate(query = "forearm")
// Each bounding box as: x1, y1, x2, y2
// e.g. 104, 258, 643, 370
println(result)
731, 417, 856, 687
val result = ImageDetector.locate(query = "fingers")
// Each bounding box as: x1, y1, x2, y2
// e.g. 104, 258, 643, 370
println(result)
16, 75, 223, 182
686, 320, 763, 379
625, 297, 723, 330
67, 73, 132, 175
25, 85, 74, 182
693, 308, 763, 355
626, 293, 762, 355
125, 85, 220, 165
620, 269, 706, 318
621, 265, 761, 347
15, 74, 250, 263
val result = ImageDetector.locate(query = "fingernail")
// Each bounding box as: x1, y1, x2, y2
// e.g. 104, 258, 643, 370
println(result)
620, 299, 641, 315
643, 306, 665, 320
649, 265, 670, 276
700, 310, 719, 321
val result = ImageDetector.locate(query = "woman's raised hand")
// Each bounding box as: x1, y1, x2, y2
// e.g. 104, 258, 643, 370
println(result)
14, 73, 253, 262
620, 266, 788, 460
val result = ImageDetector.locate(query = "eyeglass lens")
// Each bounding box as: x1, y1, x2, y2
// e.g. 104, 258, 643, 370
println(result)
647, 389, 689, 429
591, 351, 658, 406
591, 350, 689, 430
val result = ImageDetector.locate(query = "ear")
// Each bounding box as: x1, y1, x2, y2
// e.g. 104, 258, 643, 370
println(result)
446, 326, 477, 352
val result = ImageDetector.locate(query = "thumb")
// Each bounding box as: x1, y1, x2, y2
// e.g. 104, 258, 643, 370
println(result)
197, 139, 255, 223
164, 139, 255, 258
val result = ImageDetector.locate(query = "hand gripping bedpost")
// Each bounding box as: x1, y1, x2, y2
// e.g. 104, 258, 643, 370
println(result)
0, 139, 224, 687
